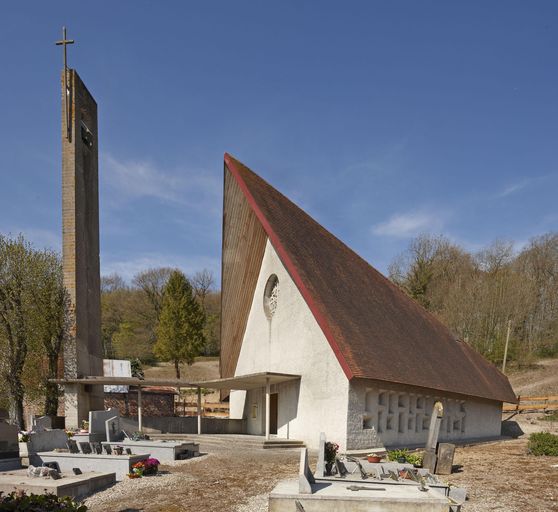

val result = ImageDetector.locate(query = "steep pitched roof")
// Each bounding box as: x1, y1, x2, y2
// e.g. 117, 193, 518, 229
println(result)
223, 154, 517, 403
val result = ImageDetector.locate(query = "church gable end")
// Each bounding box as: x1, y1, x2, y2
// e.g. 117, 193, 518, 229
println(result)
220, 166, 267, 379
222, 154, 516, 404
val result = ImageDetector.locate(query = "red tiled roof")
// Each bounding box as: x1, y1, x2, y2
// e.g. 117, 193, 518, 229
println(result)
224, 154, 517, 404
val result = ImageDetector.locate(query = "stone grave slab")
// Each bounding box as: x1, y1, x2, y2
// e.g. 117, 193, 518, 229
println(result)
0, 468, 115, 498
269, 478, 451, 511
23, 430, 70, 466
36, 452, 149, 481
102, 440, 199, 461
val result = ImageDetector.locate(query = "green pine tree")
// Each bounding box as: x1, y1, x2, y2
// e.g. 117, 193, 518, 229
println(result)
154, 270, 205, 379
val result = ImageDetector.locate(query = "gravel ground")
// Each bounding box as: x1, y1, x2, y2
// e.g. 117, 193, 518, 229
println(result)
84, 437, 558, 512
84, 448, 299, 512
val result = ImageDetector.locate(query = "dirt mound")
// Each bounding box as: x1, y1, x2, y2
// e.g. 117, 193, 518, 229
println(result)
143, 357, 220, 381
507, 358, 558, 397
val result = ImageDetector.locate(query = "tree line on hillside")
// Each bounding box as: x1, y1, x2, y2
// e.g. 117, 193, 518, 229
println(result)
101, 267, 221, 374
389, 232, 558, 366
1, 230, 556, 426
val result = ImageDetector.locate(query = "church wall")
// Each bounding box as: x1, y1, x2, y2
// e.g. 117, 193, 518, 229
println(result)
229, 239, 349, 449
347, 379, 503, 450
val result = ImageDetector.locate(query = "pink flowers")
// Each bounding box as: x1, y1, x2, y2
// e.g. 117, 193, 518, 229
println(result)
130, 457, 161, 477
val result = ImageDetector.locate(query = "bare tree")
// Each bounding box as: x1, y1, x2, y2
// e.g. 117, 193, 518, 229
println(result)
191, 269, 215, 307
132, 267, 176, 321
101, 273, 127, 293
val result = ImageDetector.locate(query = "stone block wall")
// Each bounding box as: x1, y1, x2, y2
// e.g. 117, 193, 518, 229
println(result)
347, 379, 502, 450
104, 391, 175, 417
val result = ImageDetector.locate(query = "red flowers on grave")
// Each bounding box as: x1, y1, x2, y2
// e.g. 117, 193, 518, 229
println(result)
130, 457, 160, 477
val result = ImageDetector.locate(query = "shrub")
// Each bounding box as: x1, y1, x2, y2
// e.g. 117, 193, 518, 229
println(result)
0, 491, 87, 511
528, 432, 558, 456
387, 448, 423, 466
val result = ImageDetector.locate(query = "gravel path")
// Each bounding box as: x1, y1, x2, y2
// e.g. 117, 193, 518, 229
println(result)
84, 448, 299, 512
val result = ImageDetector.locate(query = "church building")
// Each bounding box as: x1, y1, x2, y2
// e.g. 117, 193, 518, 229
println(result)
221, 154, 516, 450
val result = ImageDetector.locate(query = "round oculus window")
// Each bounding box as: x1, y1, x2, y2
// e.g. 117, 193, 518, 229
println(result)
263, 274, 279, 319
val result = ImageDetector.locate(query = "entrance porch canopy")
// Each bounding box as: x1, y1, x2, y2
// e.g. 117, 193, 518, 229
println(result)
50, 372, 300, 440
192, 372, 300, 440
190, 371, 300, 390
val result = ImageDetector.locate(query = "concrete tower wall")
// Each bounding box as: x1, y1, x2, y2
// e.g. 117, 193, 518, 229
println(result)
62, 69, 104, 427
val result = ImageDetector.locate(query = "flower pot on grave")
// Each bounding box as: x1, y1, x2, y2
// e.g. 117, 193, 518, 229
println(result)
367, 455, 381, 463
114, 447, 124, 455
325, 462, 334, 476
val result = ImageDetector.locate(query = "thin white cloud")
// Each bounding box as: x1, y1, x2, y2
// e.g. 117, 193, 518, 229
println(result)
496, 179, 531, 198
372, 211, 444, 238
101, 153, 221, 208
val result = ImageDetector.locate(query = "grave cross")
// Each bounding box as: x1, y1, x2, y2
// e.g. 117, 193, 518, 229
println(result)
55, 27, 75, 140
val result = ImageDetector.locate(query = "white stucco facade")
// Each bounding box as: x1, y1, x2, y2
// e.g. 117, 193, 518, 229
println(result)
229, 239, 349, 450
229, 239, 503, 451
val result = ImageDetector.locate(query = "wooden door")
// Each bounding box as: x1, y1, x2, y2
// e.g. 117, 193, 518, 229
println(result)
270, 393, 278, 435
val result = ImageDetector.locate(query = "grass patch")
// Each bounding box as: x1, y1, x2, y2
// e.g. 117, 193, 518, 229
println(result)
540, 411, 558, 422
528, 432, 558, 456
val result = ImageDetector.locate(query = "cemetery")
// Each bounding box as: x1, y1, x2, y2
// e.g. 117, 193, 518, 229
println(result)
0, 17, 557, 512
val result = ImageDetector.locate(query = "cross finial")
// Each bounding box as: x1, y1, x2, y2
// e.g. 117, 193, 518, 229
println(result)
55, 27, 75, 141
55, 26, 75, 72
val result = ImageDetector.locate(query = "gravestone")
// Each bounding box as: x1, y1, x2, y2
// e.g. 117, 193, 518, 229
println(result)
315, 432, 326, 477
66, 439, 79, 454
30, 416, 52, 432
0, 410, 20, 471
105, 416, 122, 442
422, 401, 444, 473
79, 442, 92, 454
89, 409, 119, 437
298, 448, 315, 494
435, 443, 455, 475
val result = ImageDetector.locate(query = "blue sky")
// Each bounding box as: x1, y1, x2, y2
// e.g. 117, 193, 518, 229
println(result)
0, 1, 556, 282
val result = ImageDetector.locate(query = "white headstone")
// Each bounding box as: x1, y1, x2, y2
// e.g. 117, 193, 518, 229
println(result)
103, 359, 132, 393
315, 432, 326, 477
298, 448, 315, 494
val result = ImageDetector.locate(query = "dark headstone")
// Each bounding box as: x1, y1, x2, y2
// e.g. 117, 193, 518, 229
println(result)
103, 444, 112, 455
79, 442, 92, 454
66, 439, 79, 454
435, 443, 455, 475
43, 461, 61, 473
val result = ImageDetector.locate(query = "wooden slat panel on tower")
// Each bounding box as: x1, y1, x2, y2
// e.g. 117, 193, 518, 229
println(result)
220, 165, 267, 382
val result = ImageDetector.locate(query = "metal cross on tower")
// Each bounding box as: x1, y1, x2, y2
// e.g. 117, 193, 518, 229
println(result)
55, 27, 75, 140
